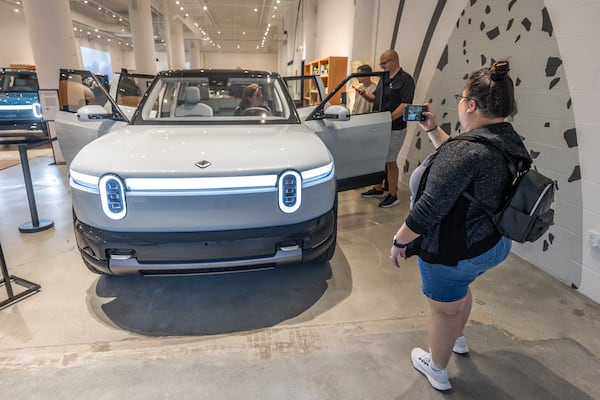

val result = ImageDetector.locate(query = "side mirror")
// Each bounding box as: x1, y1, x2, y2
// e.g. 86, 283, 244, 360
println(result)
323, 105, 350, 121
76, 105, 112, 121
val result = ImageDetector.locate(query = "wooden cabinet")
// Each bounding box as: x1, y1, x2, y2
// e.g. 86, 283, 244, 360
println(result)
303, 56, 348, 105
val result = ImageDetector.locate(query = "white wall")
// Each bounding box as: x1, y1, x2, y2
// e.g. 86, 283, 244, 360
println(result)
0, 5, 34, 66
546, 0, 600, 302
315, 0, 354, 65
370, 0, 600, 303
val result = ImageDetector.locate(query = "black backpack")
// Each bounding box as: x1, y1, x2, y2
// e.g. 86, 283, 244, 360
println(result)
457, 136, 558, 243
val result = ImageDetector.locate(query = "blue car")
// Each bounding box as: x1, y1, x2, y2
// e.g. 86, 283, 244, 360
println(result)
0, 69, 47, 141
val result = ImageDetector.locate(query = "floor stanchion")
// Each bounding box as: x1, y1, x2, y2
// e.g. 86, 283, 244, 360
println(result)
17, 143, 54, 233
0, 241, 40, 309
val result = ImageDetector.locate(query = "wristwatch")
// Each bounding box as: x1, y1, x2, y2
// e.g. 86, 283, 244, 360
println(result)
393, 237, 409, 248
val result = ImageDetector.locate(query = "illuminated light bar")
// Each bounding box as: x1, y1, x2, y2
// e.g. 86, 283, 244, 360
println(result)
0, 104, 35, 110
70, 170, 100, 190
301, 162, 334, 183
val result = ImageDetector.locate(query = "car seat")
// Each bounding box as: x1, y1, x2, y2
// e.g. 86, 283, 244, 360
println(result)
175, 86, 213, 117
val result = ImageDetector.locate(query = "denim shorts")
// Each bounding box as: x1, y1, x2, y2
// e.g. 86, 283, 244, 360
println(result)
417, 237, 512, 302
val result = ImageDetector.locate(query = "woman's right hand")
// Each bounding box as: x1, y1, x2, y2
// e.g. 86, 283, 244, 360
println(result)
418, 103, 437, 132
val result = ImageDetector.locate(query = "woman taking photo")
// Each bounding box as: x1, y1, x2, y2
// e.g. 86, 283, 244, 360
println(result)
390, 60, 531, 391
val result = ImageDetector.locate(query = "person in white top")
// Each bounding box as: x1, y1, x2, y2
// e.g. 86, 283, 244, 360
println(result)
352, 64, 377, 115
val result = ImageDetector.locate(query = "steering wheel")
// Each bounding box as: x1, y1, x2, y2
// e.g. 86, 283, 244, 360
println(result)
241, 107, 271, 116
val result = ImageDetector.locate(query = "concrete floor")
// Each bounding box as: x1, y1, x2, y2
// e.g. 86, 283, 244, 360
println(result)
1, 143, 599, 400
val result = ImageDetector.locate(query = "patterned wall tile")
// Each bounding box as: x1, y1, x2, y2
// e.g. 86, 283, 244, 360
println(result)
400, 0, 581, 286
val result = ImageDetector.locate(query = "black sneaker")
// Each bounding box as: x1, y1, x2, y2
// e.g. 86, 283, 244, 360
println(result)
379, 194, 399, 208
361, 188, 385, 198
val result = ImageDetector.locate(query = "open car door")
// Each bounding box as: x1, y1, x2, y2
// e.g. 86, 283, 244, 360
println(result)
109, 69, 154, 120
303, 71, 390, 191
282, 75, 326, 120
54, 69, 129, 165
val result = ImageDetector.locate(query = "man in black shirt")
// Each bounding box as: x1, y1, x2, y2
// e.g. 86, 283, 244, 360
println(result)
357, 49, 415, 207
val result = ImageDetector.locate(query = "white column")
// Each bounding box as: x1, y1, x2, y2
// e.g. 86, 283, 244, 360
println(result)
21, 0, 80, 89
22, 0, 80, 164
350, 0, 377, 65
127, 0, 157, 74
315, 0, 354, 59
163, 0, 186, 69
190, 40, 203, 69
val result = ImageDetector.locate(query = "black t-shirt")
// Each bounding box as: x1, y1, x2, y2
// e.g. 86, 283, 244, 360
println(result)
374, 68, 415, 130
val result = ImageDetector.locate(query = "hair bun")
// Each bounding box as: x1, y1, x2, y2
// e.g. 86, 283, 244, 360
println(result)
489, 60, 510, 81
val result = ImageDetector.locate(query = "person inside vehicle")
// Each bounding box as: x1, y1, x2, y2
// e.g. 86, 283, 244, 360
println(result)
234, 83, 270, 116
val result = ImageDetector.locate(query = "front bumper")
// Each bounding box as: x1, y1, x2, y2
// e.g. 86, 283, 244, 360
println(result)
74, 208, 336, 275
0, 120, 47, 139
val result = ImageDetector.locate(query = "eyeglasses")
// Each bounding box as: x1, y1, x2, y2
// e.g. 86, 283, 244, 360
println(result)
379, 59, 393, 68
454, 94, 470, 103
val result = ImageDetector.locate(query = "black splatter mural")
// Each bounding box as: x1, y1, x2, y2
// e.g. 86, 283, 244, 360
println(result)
402, 0, 580, 286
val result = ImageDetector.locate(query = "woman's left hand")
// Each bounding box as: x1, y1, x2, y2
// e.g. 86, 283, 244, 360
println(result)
390, 245, 407, 268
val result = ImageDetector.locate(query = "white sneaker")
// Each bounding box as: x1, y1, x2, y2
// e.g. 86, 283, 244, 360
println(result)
410, 347, 452, 391
453, 335, 469, 355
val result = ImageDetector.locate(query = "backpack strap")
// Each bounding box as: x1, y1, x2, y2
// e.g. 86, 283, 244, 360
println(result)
451, 134, 522, 219
461, 190, 497, 221
452, 134, 522, 177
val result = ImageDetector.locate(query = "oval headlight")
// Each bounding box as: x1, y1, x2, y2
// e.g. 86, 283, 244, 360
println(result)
32, 102, 43, 119
99, 174, 126, 220
278, 170, 302, 214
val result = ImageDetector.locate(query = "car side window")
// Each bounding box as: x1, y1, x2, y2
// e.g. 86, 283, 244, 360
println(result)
58, 70, 98, 113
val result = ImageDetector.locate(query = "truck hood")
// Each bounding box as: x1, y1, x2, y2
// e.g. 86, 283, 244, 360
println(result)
70, 124, 333, 177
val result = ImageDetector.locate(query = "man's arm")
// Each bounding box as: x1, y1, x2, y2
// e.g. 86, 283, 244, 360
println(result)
391, 103, 405, 121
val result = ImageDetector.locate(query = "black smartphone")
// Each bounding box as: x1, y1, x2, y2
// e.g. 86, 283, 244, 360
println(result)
403, 104, 427, 121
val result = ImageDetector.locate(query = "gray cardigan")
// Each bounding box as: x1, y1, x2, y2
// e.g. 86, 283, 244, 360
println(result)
405, 122, 532, 265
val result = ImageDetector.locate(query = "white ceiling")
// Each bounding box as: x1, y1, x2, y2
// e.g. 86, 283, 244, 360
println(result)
66, 0, 296, 53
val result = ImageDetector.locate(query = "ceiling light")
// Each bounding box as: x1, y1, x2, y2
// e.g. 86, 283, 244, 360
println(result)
203, 6, 207, 10
254, 8, 258, 12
